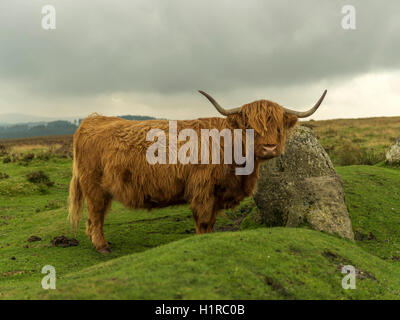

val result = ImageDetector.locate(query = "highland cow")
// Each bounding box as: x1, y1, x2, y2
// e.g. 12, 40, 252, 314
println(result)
69, 90, 327, 253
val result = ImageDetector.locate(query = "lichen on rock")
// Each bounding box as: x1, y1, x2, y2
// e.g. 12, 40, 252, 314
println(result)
386, 138, 400, 164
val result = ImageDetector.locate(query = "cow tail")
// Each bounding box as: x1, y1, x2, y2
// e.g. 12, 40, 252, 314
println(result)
68, 149, 84, 232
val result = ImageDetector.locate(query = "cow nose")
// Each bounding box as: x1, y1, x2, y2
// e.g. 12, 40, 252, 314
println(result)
263, 144, 277, 152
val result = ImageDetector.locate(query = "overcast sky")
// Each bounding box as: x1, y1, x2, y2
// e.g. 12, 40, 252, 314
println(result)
0, 0, 399, 120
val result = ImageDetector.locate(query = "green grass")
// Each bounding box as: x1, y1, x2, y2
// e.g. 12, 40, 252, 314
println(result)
1, 155, 400, 299
11, 228, 400, 300
337, 165, 400, 261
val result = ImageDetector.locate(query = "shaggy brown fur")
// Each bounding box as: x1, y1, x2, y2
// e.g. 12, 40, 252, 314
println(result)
69, 100, 298, 252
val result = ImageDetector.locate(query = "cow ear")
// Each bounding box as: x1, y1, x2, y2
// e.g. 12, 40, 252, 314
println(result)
227, 113, 245, 129
284, 113, 298, 129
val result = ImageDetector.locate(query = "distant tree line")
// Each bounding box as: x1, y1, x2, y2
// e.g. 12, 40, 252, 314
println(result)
0, 115, 156, 139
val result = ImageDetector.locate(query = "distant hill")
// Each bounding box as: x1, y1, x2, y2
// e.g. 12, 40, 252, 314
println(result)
0, 115, 156, 139
118, 115, 156, 121
0, 113, 77, 125
301, 116, 400, 165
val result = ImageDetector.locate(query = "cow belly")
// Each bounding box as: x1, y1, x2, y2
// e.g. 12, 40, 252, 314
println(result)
102, 168, 187, 210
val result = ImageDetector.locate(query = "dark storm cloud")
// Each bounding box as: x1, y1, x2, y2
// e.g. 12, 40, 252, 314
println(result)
0, 0, 399, 99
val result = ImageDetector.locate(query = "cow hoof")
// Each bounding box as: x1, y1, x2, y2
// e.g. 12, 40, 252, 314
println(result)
97, 247, 112, 254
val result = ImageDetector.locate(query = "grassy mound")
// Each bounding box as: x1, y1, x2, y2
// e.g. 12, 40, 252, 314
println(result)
337, 165, 400, 260
11, 228, 400, 300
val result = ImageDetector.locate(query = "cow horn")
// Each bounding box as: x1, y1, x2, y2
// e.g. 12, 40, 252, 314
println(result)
283, 90, 327, 118
198, 90, 241, 116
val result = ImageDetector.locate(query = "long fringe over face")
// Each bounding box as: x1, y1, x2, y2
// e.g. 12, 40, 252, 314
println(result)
229, 100, 290, 153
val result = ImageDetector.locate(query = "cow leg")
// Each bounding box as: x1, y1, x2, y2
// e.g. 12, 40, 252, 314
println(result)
191, 197, 218, 234
85, 193, 112, 253
195, 214, 218, 234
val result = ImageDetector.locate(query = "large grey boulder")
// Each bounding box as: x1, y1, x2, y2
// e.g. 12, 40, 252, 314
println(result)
386, 138, 400, 164
254, 126, 354, 240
